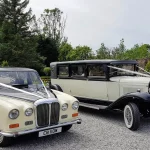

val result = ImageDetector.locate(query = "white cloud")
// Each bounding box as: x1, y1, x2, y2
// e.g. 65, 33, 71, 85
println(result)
29, 0, 150, 49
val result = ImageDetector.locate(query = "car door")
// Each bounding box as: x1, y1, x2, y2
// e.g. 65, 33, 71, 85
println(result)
68, 64, 87, 97
84, 64, 108, 101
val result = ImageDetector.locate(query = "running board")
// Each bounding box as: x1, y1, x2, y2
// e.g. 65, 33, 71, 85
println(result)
79, 102, 108, 110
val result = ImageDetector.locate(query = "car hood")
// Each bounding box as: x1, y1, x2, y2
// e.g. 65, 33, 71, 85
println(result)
110, 76, 150, 84
0, 95, 34, 109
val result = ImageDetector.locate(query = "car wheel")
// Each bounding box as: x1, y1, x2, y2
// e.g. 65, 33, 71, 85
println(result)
124, 103, 140, 131
62, 125, 72, 132
0, 134, 12, 147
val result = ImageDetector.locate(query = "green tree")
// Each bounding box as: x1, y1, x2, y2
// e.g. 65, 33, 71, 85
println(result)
58, 42, 73, 61
0, 0, 44, 70
37, 35, 58, 66
37, 8, 66, 46
69, 45, 94, 60
124, 44, 150, 60
96, 43, 111, 59
112, 38, 126, 59
35, 8, 67, 66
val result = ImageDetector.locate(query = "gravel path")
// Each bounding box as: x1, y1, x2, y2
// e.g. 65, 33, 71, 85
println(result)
2, 107, 150, 150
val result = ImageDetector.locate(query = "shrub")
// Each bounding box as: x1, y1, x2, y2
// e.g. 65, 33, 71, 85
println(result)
43, 67, 51, 76
145, 61, 150, 72
1, 60, 9, 67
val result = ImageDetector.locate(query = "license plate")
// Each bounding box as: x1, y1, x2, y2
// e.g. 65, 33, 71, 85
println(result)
38, 127, 62, 137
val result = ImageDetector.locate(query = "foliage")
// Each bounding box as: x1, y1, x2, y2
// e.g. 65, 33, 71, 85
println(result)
124, 44, 150, 60
0, 0, 149, 71
35, 8, 67, 66
58, 42, 73, 61
43, 67, 51, 76
1, 60, 9, 67
37, 35, 58, 66
0, 0, 44, 71
36, 8, 66, 46
145, 61, 150, 72
69, 45, 94, 60
96, 43, 111, 59
111, 38, 126, 59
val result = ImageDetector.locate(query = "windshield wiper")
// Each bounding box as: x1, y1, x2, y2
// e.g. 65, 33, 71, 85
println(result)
12, 84, 28, 89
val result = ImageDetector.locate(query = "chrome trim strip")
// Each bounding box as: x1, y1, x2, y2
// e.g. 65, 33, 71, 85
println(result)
34, 98, 58, 106
0, 119, 82, 137
49, 104, 51, 125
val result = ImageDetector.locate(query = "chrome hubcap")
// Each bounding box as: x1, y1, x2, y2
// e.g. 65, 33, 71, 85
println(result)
124, 105, 133, 128
125, 108, 132, 125
0, 134, 4, 143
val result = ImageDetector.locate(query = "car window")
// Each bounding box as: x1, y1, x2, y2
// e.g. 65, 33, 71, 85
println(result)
0, 71, 17, 84
88, 65, 105, 78
110, 64, 136, 77
71, 65, 85, 77
58, 66, 69, 77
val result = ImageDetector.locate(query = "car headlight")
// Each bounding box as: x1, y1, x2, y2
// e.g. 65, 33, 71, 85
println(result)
9, 109, 19, 119
62, 103, 68, 111
72, 101, 79, 110
25, 108, 33, 116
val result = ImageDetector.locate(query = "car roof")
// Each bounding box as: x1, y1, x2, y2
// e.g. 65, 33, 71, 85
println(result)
50, 59, 138, 65
0, 67, 36, 72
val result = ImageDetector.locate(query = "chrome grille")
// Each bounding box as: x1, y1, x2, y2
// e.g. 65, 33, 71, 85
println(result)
37, 104, 49, 127
36, 102, 60, 127
50, 102, 60, 125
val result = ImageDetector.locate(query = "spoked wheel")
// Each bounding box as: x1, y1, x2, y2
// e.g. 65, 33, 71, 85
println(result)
0, 134, 12, 147
124, 103, 140, 131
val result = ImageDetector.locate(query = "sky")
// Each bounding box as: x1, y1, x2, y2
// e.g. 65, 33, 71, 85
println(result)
29, 0, 150, 50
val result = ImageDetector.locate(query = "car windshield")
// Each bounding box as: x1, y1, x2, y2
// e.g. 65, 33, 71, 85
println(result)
0, 71, 48, 98
109, 64, 136, 77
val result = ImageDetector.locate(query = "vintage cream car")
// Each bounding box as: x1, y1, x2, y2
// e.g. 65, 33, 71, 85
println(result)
0, 68, 81, 147
50, 59, 150, 131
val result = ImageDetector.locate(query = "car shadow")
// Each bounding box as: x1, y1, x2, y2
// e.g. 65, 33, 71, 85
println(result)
79, 106, 150, 134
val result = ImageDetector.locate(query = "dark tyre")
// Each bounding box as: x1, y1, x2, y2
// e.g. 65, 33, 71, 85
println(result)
124, 103, 140, 131
62, 125, 72, 132
0, 134, 12, 147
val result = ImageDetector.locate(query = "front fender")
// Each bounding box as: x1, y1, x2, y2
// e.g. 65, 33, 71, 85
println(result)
0, 96, 35, 132
51, 89, 80, 123
107, 92, 150, 110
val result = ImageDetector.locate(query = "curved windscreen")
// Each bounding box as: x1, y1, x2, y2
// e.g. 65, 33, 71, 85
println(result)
0, 71, 48, 98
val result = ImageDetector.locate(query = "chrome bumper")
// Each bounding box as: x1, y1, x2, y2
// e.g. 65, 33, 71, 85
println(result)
0, 119, 82, 137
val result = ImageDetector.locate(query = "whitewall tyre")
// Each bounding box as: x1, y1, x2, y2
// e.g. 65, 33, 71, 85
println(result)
124, 103, 140, 131
0, 134, 12, 147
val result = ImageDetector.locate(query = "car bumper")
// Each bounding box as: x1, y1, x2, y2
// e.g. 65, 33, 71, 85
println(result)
0, 118, 82, 137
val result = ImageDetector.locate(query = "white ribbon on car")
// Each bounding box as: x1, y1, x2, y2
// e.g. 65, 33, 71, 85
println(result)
108, 65, 150, 77
0, 82, 44, 99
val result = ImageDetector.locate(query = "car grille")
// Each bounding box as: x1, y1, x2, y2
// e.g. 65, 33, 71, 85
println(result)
36, 102, 60, 127
50, 102, 60, 125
